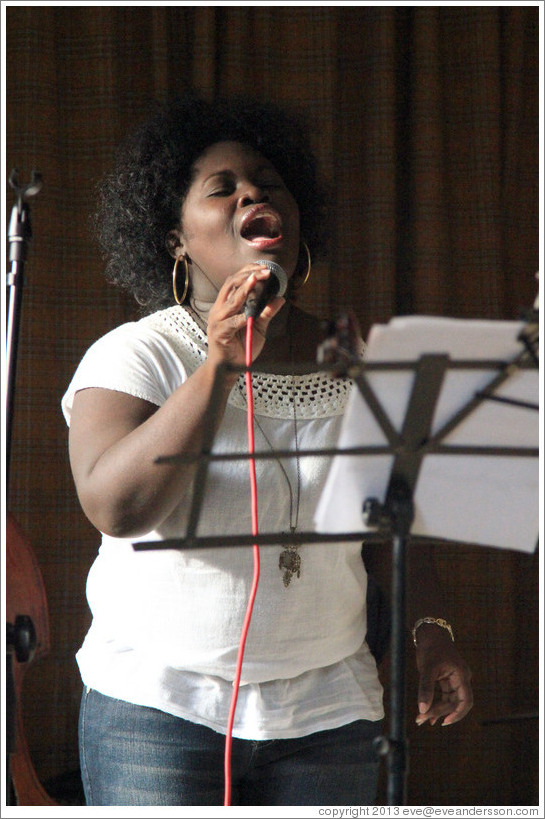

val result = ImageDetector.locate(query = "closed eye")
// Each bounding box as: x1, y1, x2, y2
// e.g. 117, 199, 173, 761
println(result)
208, 181, 280, 197
208, 186, 234, 197
205, 173, 284, 197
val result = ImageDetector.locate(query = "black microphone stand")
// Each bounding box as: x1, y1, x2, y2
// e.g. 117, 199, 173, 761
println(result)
6, 169, 42, 488
5, 168, 42, 805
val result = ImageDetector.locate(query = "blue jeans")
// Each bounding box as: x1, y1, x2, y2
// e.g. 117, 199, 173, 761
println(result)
79, 687, 382, 806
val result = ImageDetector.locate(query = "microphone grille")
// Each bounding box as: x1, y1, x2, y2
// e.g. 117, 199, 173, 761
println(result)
256, 260, 288, 297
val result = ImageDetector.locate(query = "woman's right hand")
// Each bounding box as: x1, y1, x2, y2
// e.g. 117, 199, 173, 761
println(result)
205, 263, 285, 370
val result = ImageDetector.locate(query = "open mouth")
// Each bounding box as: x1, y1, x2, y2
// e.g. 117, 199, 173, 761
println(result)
240, 208, 282, 241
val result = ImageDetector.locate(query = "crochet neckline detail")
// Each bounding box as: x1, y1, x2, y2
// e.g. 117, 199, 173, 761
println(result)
145, 306, 352, 419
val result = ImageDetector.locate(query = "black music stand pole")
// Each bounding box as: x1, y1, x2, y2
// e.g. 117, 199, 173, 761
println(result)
365, 478, 413, 806
358, 353, 450, 805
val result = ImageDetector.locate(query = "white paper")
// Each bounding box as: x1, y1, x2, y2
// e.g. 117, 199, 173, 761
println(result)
314, 316, 539, 552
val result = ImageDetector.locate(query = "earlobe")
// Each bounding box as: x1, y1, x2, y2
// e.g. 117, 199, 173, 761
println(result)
165, 229, 183, 260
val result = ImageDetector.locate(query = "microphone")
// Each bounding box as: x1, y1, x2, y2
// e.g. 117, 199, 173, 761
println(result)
244, 260, 287, 318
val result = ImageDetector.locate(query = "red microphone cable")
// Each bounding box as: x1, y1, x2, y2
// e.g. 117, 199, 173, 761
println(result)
223, 315, 261, 806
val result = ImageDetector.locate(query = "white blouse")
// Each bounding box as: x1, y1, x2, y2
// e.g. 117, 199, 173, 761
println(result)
61, 306, 383, 739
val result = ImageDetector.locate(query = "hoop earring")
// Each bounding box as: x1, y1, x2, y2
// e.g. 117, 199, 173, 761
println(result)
298, 241, 311, 287
172, 256, 189, 304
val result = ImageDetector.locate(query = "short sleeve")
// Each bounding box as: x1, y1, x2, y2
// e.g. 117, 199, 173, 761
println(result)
61, 322, 189, 426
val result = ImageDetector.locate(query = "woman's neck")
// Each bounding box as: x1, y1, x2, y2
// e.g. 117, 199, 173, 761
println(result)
187, 267, 219, 327
258, 303, 321, 366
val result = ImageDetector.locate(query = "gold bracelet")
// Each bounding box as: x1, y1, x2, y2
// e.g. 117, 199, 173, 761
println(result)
412, 617, 454, 647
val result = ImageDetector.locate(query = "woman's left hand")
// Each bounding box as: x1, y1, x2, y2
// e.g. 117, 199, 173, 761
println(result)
414, 629, 473, 727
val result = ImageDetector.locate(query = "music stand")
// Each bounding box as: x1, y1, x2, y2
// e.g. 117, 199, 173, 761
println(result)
315, 314, 539, 804
134, 313, 538, 806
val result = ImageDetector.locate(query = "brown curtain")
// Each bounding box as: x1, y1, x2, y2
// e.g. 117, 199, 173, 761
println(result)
5, 5, 539, 806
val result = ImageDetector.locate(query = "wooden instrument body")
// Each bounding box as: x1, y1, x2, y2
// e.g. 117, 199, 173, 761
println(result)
6, 512, 57, 806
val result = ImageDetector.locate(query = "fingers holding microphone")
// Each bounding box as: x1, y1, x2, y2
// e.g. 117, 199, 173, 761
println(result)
221, 260, 287, 316
243, 260, 287, 318
207, 262, 286, 364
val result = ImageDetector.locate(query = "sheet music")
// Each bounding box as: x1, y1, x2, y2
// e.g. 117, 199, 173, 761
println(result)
314, 316, 539, 552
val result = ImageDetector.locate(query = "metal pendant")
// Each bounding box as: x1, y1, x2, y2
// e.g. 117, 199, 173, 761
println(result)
279, 547, 301, 587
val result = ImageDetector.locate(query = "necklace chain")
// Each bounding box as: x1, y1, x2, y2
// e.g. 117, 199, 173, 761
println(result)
183, 303, 208, 334
246, 378, 302, 588
252, 393, 301, 532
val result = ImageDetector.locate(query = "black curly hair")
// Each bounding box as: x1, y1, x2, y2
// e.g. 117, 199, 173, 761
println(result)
94, 93, 330, 313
